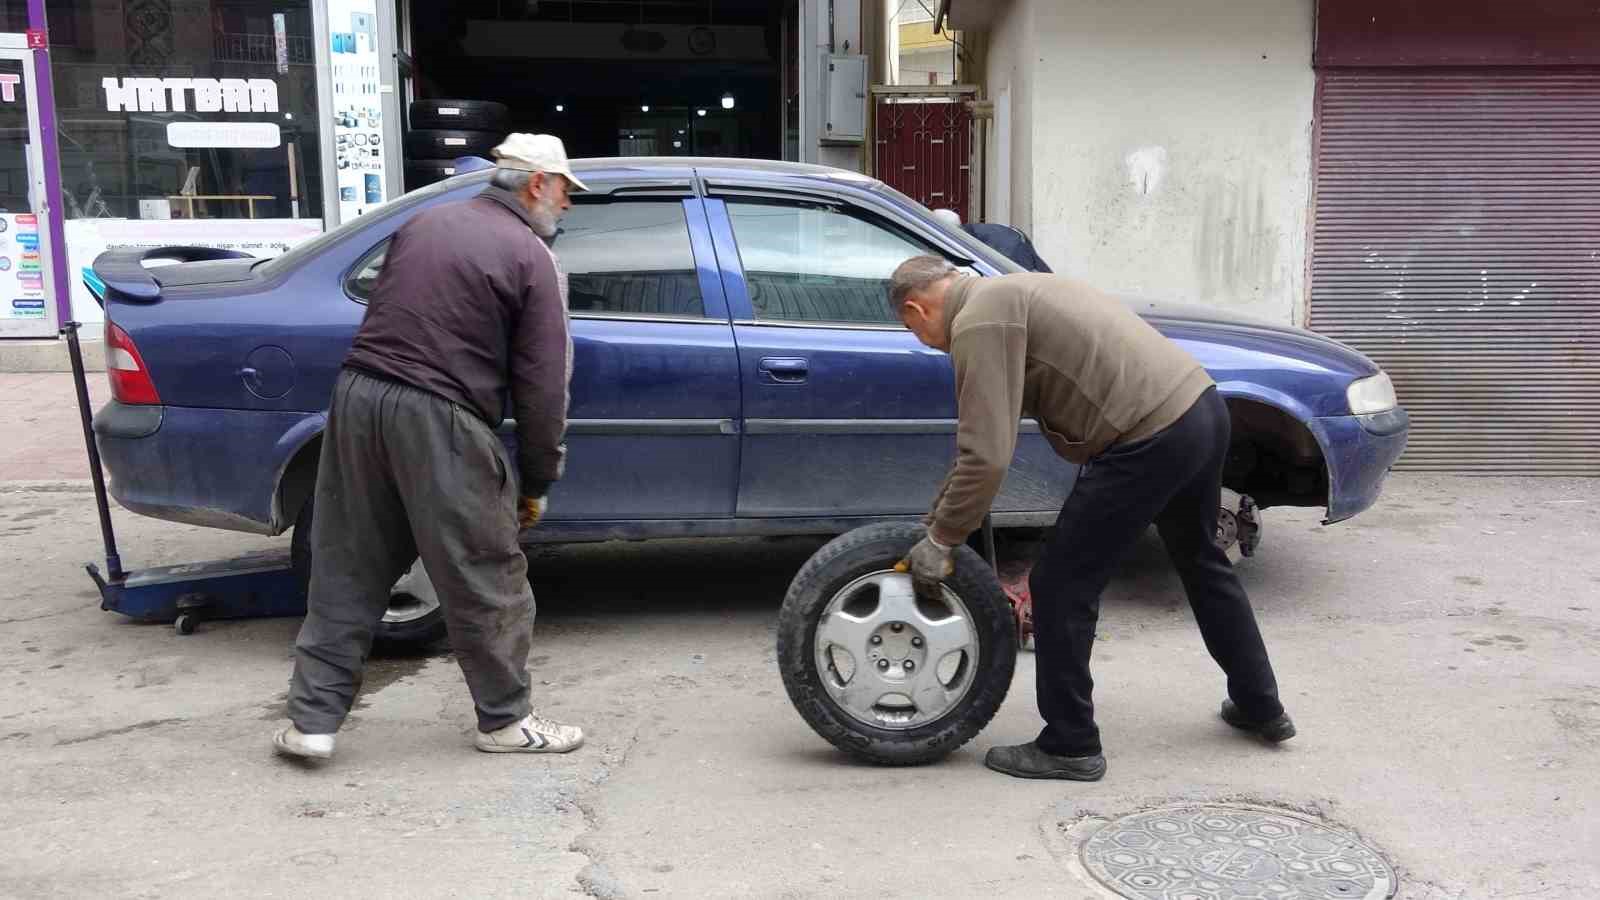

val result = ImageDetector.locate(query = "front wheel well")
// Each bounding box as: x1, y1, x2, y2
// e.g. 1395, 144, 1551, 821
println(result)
1224, 399, 1327, 511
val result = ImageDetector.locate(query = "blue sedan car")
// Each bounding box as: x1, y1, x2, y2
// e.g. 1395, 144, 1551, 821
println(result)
87, 158, 1407, 642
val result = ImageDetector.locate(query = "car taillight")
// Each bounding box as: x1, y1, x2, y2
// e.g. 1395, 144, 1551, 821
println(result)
105, 320, 161, 405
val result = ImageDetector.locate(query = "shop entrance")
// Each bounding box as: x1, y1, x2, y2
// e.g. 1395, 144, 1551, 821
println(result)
397, 0, 796, 187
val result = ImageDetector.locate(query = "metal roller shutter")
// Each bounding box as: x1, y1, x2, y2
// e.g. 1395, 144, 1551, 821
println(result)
1310, 70, 1600, 474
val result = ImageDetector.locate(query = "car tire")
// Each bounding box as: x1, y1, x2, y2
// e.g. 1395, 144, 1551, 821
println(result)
405, 158, 469, 190
409, 99, 510, 132
291, 494, 448, 652
776, 522, 1017, 766
403, 129, 503, 160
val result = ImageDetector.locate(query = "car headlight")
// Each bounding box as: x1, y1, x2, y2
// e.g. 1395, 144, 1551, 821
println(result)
1347, 372, 1397, 415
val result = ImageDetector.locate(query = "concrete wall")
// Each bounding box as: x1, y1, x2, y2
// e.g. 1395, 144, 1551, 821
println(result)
1023, 0, 1314, 325
981, 0, 1033, 234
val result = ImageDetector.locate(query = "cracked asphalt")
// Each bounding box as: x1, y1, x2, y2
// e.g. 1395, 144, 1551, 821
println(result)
2, 433, 1598, 896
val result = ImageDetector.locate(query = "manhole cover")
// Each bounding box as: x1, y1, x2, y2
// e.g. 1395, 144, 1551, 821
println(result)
1080, 804, 1396, 900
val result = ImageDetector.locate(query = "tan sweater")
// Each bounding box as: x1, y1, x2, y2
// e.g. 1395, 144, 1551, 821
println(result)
927, 274, 1214, 545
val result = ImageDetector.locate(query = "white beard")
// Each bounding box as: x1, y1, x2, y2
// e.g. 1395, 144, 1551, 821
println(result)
529, 193, 562, 239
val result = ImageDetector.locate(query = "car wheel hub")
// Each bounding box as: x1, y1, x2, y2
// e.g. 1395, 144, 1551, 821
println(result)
814, 571, 980, 731
385, 560, 440, 625
1215, 506, 1239, 551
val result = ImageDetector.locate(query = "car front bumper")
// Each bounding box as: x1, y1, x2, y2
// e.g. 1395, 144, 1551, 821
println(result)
1308, 407, 1410, 524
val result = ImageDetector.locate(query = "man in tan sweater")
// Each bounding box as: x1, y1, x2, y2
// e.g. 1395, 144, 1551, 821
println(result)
890, 256, 1293, 781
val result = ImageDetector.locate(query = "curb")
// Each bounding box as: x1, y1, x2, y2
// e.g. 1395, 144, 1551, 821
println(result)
0, 338, 105, 373
0, 480, 96, 494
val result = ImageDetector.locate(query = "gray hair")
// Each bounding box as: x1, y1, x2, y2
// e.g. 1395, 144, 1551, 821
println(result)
888, 255, 958, 312
490, 166, 533, 193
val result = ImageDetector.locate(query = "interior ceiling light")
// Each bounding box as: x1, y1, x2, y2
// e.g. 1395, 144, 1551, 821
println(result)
720, 92, 735, 110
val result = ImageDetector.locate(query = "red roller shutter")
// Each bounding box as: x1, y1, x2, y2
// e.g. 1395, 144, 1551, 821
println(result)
1310, 70, 1600, 474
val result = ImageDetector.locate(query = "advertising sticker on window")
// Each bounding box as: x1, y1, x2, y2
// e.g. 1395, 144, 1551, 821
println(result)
1, 214, 48, 321
328, 0, 389, 221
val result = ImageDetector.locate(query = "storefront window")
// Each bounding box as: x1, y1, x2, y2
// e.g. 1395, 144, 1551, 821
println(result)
0, 1, 24, 32
43, 0, 322, 223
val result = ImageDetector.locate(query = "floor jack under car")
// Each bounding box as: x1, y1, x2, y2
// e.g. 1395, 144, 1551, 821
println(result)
65, 322, 309, 636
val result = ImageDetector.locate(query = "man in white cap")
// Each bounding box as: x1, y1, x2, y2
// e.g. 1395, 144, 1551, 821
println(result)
274, 134, 588, 761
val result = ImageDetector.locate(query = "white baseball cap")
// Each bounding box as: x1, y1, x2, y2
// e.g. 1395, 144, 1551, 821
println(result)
491, 133, 588, 191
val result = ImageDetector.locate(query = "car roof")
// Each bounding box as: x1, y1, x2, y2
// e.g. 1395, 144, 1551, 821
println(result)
568, 156, 877, 186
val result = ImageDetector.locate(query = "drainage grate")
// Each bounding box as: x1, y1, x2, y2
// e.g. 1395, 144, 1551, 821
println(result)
1079, 804, 1396, 900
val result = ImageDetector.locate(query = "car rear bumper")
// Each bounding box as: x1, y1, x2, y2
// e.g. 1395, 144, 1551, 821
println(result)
1308, 407, 1410, 524
94, 400, 324, 536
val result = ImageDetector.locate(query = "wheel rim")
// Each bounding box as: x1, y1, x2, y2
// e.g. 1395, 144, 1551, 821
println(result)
385, 560, 440, 625
813, 569, 981, 731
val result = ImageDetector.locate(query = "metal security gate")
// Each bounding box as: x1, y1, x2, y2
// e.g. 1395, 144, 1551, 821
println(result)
1310, 70, 1600, 474
872, 86, 974, 223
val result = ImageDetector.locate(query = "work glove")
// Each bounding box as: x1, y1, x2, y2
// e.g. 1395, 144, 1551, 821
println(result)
896, 534, 954, 588
518, 495, 548, 530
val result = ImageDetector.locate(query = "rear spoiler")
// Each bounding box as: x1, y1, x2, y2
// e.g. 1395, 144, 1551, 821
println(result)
83, 246, 254, 307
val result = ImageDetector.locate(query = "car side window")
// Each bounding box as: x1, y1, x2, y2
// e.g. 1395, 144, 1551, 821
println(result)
345, 239, 388, 303
342, 200, 706, 316
555, 200, 708, 318
725, 198, 940, 325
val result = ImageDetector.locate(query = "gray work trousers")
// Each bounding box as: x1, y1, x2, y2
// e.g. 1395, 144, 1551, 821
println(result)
287, 368, 534, 735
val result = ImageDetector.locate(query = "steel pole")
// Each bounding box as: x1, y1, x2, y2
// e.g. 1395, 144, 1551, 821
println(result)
25, 0, 71, 328
63, 322, 123, 580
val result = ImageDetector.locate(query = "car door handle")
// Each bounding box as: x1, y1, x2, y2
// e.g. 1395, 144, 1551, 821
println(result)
759, 357, 809, 384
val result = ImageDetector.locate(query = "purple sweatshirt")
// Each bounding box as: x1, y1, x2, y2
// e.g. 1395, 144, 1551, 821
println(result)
344, 186, 571, 496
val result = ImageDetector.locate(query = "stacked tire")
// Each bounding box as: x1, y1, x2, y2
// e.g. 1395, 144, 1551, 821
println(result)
405, 99, 510, 190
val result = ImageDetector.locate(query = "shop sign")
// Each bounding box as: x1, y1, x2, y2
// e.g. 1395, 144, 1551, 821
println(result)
62, 218, 323, 326
167, 121, 283, 149
102, 77, 279, 114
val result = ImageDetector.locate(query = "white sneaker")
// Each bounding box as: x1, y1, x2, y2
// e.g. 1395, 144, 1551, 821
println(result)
475, 713, 584, 754
273, 724, 336, 760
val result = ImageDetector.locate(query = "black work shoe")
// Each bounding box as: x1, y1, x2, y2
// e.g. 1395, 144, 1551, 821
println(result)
984, 742, 1107, 781
1220, 699, 1297, 743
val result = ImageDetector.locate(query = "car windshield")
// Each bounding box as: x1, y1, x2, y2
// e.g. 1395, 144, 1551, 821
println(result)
869, 183, 1024, 275
256, 172, 491, 277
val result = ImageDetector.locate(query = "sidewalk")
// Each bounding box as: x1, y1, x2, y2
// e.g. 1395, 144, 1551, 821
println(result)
1, 372, 108, 484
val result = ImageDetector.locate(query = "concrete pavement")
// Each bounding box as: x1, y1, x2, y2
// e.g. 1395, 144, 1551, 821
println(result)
1, 372, 109, 484
1, 370, 1596, 897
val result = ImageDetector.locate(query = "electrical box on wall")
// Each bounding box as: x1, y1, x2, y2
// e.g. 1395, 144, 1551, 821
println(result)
822, 54, 867, 144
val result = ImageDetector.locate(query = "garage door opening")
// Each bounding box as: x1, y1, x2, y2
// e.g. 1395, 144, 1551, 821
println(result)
398, 0, 796, 188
